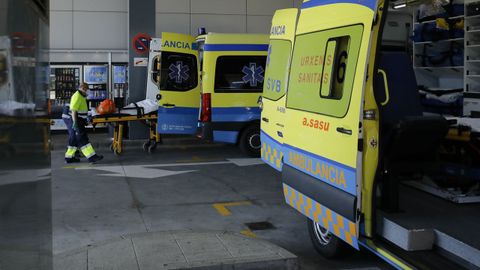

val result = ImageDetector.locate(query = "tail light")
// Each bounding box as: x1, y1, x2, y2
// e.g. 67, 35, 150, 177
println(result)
200, 93, 211, 122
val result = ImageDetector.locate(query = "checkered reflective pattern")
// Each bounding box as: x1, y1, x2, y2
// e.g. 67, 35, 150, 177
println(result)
260, 132, 283, 171
283, 183, 359, 249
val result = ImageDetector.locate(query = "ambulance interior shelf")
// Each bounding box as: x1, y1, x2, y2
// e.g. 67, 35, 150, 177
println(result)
418, 86, 464, 116
411, 2, 467, 121
375, 51, 480, 207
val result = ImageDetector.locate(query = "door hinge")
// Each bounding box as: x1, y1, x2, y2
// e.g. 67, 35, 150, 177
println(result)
364, 110, 376, 120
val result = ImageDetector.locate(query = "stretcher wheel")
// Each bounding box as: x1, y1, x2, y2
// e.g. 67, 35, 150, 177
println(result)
147, 141, 157, 153
113, 148, 122, 156
110, 143, 115, 152
143, 141, 151, 152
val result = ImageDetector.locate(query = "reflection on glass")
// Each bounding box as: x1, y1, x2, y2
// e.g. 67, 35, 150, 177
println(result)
0, 0, 52, 269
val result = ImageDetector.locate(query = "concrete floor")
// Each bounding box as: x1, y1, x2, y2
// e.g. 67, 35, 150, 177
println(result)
51, 134, 390, 269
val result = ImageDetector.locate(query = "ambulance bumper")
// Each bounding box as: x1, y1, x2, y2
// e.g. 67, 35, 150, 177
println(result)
197, 122, 213, 141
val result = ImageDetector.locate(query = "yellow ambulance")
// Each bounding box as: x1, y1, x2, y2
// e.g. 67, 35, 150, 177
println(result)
263, 0, 480, 269
154, 31, 269, 156
196, 32, 269, 157
260, 8, 298, 171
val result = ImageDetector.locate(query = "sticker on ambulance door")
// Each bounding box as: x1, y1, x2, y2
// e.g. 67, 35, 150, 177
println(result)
168, 61, 190, 83
242, 63, 265, 87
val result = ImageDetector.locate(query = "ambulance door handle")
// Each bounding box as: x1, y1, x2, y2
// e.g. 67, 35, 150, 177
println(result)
378, 69, 390, 106
162, 103, 175, 108
262, 117, 269, 123
336, 127, 352, 135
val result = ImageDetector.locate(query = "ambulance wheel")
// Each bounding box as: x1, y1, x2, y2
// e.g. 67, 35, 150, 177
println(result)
239, 125, 261, 157
307, 218, 349, 258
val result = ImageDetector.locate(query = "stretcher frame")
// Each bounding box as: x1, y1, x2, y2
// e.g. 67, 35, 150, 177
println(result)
92, 112, 160, 155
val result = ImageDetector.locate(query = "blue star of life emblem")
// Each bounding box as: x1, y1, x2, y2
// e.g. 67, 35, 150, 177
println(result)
242, 63, 264, 87
168, 61, 190, 83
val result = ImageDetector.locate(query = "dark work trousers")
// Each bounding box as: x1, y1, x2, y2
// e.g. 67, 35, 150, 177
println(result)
63, 117, 96, 160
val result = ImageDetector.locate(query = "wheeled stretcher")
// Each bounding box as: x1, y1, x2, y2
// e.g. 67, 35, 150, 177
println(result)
92, 106, 160, 155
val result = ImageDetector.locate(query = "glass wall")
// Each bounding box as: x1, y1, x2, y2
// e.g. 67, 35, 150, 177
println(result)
0, 0, 52, 269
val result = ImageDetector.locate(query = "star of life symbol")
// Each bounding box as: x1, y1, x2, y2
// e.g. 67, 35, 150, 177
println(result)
168, 61, 190, 83
242, 63, 264, 87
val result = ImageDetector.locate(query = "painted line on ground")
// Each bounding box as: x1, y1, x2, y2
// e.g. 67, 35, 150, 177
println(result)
240, 229, 257, 238
68, 158, 265, 179
213, 201, 252, 216
78, 165, 196, 179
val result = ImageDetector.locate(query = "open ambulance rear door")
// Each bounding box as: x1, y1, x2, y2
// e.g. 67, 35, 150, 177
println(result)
282, 0, 380, 250
260, 8, 298, 171
156, 32, 200, 134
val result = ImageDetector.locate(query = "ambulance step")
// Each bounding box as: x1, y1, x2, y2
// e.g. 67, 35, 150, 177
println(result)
435, 230, 480, 269
377, 215, 480, 269
376, 215, 435, 251
375, 238, 468, 270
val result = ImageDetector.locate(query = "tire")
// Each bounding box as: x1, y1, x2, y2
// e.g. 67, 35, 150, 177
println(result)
307, 218, 350, 259
239, 124, 261, 157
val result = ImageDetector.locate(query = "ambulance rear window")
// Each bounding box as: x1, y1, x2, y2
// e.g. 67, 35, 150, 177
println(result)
214, 56, 267, 93
263, 40, 291, 101
286, 24, 363, 118
159, 51, 198, 92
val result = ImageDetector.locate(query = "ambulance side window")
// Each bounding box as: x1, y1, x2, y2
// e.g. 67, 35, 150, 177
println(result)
159, 51, 198, 92
263, 40, 291, 101
286, 24, 363, 118
214, 56, 267, 93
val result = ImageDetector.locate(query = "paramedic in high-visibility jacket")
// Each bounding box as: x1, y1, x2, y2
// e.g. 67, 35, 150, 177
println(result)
62, 82, 103, 163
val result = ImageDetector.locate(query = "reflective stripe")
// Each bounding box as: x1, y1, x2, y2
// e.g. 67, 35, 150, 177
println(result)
80, 143, 96, 159
64, 113, 87, 120
65, 146, 77, 158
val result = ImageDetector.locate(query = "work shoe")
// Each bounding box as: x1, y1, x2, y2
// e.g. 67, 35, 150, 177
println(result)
65, 157, 81, 164
88, 154, 103, 163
